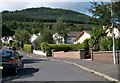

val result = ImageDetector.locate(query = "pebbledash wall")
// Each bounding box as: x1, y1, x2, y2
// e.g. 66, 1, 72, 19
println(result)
52, 50, 85, 59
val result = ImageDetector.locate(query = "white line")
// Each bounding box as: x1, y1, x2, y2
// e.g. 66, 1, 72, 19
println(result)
50, 59, 60, 62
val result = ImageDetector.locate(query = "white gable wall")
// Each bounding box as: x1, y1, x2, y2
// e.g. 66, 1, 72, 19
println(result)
74, 32, 91, 44
29, 34, 38, 43
114, 28, 120, 38
106, 28, 120, 38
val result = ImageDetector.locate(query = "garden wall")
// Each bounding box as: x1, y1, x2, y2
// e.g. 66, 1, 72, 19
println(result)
92, 51, 120, 64
52, 50, 85, 59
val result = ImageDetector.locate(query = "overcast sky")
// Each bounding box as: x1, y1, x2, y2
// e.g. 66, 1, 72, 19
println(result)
0, 0, 113, 16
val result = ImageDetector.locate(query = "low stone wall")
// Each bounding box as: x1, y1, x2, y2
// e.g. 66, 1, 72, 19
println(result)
52, 51, 82, 59
33, 50, 46, 56
92, 51, 120, 64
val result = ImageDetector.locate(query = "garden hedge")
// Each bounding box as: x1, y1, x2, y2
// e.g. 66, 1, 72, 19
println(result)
23, 44, 33, 53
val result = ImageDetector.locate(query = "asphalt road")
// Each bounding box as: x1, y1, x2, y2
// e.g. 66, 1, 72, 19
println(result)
2, 52, 107, 82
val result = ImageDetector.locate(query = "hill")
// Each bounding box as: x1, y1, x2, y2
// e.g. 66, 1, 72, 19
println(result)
2, 7, 91, 23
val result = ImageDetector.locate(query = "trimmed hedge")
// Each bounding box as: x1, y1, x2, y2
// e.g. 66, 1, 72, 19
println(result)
41, 42, 50, 52
41, 43, 83, 52
23, 44, 33, 53
41, 42, 84, 56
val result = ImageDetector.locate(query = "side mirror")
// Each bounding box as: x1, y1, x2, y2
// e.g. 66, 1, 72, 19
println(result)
19, 55, 23, 58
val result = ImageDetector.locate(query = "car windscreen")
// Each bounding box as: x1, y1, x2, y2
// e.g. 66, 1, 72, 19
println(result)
0, 50, 12, 56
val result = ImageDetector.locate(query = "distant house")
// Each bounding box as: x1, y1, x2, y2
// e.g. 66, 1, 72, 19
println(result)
29, 33, 41, 43
73, 30, 91, 44
105, 24, 120, 38
52, 33, 64, 44
1, 36, 15, 44
67, 31, 82, 44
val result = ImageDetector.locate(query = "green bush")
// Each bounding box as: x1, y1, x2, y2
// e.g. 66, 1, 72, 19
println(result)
99, 37, 112, 51
49, 44, 72, 52
23, 44, 33, 53
40, 42, 84, 56
2, 43, 6, 46
12, 42, 20, 48
6, 43, 10, 47
115, 38, 120, 50
41, 42, 50, 52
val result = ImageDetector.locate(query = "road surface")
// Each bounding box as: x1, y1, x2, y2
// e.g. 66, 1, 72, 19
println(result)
2, 52, 107, 82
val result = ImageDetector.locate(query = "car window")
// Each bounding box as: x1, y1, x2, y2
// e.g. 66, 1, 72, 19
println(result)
14, 52, 20, 57
0, 50, 12, 56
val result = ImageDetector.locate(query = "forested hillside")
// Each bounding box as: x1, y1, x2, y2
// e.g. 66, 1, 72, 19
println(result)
2, 7, 91, 23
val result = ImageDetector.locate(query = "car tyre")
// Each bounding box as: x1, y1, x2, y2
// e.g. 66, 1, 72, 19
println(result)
20, 62, 24, 69
13, 66, 18, 74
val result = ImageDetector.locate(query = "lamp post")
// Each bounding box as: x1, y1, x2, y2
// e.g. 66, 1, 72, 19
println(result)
111, 0, 116, 64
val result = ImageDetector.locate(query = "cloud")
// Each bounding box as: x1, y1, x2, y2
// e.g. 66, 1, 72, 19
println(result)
0, 0, 114, 3
0, 2, 29, 11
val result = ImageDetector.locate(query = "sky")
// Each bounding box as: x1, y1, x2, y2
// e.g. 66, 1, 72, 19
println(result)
0, 0, 116, 16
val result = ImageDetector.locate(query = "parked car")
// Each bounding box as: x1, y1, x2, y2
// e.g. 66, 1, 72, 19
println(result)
0, 50, 24, 74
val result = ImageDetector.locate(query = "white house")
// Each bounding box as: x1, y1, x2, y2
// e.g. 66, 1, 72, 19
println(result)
105, 24, 120, 38
52, 33, 64, 44
67, 31, 82, 44
73, 30, 91, 44
1, 36, 15, 44
29, 33, 41, 43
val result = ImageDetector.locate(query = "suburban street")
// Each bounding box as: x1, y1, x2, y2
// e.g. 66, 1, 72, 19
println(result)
2, 52, 107, 82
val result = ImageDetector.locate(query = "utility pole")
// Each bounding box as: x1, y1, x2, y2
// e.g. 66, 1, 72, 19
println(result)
111, 0, 116, 64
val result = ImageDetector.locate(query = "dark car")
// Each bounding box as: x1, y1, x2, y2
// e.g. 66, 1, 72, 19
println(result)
0, 50, 24, 74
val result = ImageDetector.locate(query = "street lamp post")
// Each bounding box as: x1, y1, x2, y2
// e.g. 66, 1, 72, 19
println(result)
111, 0, 116, 64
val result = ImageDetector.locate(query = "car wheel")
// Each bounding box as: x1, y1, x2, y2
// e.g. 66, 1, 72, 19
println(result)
13, 66, 18, 74
20, 62, 24, 69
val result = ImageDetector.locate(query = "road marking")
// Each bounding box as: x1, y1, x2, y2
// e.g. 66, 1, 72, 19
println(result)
50, 59, 60, 62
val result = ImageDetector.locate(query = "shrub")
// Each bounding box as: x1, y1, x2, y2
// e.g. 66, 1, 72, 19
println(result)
23, 44, 33, 53
49, 44, 72, 52
12, 42, 20, 48
40, 42, 84, 56
2, 43, 5, 46
99, 37, 112, 51
41, 42, 50, 52
115, 38, 120, 50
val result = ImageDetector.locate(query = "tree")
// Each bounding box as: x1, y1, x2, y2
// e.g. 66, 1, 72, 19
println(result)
99, 37, 112, 51
113, 1, 120, 18
88, 2, 112, 26
89, 26, 106, 50
88, 1, 120, 25
33, 29, 54, 50
53, 18, 68, 43
15, 29, 30, 44
2, 24, 14, 36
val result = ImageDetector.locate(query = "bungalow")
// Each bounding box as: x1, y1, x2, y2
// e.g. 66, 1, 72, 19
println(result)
105, 24, 120, 38
67, 31, 82, 44
1, 36, 15, 44
73, 30, 91, 44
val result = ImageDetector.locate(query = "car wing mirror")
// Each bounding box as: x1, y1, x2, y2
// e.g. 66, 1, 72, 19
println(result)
19, 55, 23, 58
